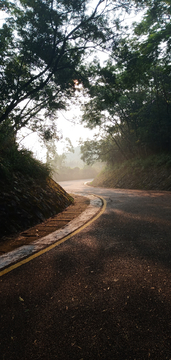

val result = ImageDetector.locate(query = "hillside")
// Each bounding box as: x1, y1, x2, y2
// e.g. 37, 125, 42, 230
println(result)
0, 174, 73, 241
0, 135, 75, 241
90, 154, 171, 191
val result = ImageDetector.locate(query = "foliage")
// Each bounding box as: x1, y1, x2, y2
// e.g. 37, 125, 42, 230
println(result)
46, 137, 74, 172
1, 0, 171, 172
0, 0, 128, 139
80, 0, 171, 165
0, 125, 50, 181
63, 146, 85, 168
80, 136, 126, 165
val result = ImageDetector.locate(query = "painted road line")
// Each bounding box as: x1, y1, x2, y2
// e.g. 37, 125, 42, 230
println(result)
0, 195, 106, 277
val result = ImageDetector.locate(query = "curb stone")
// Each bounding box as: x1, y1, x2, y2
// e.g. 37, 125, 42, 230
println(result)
0, 195, 102, 271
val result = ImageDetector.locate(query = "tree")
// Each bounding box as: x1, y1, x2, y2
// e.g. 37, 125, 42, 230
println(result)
0, 0, 130, 138
80, 136, 125, 165
46, 136, 74, 171
133, 0, 171, 64
80, 0, 171, 163
81, 60, 171, 163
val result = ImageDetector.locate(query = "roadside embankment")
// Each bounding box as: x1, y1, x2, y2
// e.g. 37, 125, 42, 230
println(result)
0, 174, 73, 240
0, 137, 74, 241
90, 154, 171, 191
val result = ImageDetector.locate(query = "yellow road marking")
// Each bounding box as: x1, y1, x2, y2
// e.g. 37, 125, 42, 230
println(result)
0, 196, 106, 277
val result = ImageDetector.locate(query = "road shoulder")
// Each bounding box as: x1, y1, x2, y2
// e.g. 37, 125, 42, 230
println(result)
0, 194, 103, 273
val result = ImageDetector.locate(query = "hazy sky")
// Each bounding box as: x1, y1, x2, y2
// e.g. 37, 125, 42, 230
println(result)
20, 109, 97, 160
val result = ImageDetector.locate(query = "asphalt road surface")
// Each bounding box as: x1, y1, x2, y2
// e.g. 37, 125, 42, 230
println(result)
1, 180, 171, 360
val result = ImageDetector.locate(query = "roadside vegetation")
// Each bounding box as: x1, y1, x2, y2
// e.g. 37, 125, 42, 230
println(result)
46, 145, 101, 181
0, 1, 171, 239
0, 127, 50, 183
0, 130, 73, 239
79, 1, 171, 190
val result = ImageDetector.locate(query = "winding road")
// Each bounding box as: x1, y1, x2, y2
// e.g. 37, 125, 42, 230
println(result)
1, 180, 171, 359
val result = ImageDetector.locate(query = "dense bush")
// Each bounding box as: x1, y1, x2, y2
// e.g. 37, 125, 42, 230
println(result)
0, 127, 51, 182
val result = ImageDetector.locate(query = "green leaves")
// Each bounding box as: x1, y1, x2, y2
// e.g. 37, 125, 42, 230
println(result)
0, 0, 117, 135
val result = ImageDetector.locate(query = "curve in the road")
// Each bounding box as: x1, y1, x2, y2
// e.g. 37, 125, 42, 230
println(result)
0, 195, 106, 277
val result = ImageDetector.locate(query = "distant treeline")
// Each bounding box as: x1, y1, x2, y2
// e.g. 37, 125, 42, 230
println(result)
53, 166, 98, 182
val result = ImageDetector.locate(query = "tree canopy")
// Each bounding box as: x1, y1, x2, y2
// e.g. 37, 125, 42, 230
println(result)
80, 0, 171, 165
0, 0, 131, 138
1, 0, 170, 165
